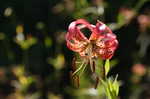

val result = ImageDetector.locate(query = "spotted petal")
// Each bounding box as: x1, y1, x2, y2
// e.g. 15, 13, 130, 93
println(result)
95, 33, 118, 59
66, 19, 94, 55
66, 19, 118, 59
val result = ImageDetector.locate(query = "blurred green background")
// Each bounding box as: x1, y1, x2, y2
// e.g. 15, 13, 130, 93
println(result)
0, 0, 150, 99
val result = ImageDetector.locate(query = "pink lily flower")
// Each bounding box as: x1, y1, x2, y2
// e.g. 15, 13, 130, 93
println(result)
66, 19, 118, 59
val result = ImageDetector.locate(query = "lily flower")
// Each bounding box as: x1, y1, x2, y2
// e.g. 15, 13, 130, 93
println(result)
66, 19, 118, 60
66, 19, 118, 88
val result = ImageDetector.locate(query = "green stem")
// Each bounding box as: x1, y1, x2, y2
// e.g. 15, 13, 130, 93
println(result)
102, 64, 106, 80
72, 61, 85, 77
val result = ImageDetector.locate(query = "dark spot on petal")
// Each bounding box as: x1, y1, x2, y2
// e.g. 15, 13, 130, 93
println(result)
85, 53, 88, 56
69, 39, 75, 43
107, 48, 113, 54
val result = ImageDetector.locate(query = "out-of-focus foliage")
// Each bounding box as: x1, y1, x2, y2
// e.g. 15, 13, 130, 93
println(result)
0, 0, 150, 99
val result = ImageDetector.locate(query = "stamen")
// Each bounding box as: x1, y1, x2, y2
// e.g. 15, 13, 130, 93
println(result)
94, 76, 99, 89
90, 59, 94, 72
76, 75, 80, 88
72, 57, 76, 72
72, 61, 85, 77
79, 63, 87, 76
70, 71, 80, 88
70, 71, 73, 79
92, 61, 96, 73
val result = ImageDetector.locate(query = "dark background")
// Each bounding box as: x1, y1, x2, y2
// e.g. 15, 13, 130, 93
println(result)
0, 0, 150, 99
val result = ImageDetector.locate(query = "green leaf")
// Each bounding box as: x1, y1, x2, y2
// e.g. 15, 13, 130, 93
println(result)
105, 59, 110, 76
101, 77, 120, 99
100, 79, 112, 99
108, 78, 113, 92
106, 87, 112, 99
112, 75, 120, 96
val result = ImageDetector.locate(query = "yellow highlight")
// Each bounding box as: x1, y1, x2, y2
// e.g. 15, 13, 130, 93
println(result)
19, 76, 27, 85
16, 25, 24, 34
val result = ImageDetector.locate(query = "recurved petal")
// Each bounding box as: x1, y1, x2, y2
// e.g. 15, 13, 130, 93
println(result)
96, 20, 112, 35
95, 34, 118, 59
66, 19, 94, 53
89, 21, 112, 41
66, 36, 88, 53
67, 22, 87, 41
103, 33, 118, 48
